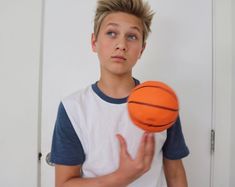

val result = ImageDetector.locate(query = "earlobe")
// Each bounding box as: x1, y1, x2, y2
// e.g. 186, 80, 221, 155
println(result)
91, 33, 97, 52
138, 43, 146, 59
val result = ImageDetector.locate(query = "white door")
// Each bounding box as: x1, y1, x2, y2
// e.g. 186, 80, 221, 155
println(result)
41, 0, 213, 187
0, 1, 41, 187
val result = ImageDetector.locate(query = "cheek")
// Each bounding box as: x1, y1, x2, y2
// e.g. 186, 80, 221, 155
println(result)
103, 40, 113, 48
98, 41, 113, 55
131, 46, 143, 58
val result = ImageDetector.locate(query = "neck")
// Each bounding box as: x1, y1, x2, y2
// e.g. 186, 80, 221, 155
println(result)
97, 74, 136, 98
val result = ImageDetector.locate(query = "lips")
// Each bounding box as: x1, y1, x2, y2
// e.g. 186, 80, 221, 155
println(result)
111, 55, 127, 61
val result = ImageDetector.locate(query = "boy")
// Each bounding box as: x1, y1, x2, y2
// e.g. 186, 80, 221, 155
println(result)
50, 0, 189, 186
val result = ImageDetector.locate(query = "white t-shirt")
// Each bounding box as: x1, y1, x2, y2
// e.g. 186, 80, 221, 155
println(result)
51, 81, 189, 187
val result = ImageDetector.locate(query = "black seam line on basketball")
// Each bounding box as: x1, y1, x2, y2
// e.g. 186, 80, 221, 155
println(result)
131, 115, 175, 127
133, 85, 177, 100
128, 101, 178, 112
141, 120, 175, 127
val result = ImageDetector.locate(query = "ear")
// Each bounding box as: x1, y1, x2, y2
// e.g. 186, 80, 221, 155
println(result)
91, 33, 97, 52
138, 42, 146, 59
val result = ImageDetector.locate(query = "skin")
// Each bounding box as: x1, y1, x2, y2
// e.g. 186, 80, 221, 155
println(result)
55, 12, 188, 187
92, 12, 146, 99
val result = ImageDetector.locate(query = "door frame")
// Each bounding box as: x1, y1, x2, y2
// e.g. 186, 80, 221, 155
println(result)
212, 0, 232, 186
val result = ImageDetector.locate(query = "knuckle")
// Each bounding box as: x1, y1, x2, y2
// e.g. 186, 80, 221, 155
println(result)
136, 163, 144, 171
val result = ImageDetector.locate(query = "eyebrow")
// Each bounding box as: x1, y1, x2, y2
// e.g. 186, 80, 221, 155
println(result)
106, 23, 142, 33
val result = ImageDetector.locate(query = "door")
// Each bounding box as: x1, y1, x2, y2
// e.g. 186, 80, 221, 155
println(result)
0, 1, 41, 187
41, 0, 213, 186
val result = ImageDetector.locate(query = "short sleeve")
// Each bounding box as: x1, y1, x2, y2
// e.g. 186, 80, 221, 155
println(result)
162, 117, 189, 160
50, 102, 85, 165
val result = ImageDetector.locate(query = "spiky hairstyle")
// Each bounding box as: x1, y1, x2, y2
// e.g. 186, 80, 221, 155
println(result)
94, 0, 154, 43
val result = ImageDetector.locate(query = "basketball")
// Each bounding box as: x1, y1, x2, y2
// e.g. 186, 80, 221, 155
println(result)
127, 81, 179, 132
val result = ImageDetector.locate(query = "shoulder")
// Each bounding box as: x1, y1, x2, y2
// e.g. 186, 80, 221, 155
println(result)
61, 85, 93, 111
50, 102, 85, 165
163, 117, 190, 159
62, 85, 91, 103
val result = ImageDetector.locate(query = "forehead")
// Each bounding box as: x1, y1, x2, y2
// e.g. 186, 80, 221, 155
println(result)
100, 12, 143, 32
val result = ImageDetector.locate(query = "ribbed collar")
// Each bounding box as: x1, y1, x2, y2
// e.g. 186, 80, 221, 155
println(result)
91, 78, 140, 104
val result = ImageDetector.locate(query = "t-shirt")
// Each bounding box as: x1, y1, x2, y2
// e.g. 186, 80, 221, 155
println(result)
51, 81, 189, 187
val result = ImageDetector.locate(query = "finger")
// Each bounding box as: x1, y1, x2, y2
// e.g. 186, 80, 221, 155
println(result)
135, 132, 148, 161
144, 133, 155, 166
116, 134, 131, 158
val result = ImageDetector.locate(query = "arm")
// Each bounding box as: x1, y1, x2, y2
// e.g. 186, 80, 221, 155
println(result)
55, 132, 155, 187
55, 164, 127, 187
163, 158, 188, 187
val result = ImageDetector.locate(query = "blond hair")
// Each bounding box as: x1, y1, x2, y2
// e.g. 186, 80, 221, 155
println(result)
94, 0, 154, 43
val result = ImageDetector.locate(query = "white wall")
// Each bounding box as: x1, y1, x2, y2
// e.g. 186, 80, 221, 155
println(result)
0, 0, 234, 186
0, 0, 42, 187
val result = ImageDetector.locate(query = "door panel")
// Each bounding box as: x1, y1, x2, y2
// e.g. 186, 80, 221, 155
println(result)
41, 0, 212, 186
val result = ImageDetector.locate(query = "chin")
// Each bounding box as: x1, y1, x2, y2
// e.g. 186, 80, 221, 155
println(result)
103, 66, 132, 76
111, 70, 132, 76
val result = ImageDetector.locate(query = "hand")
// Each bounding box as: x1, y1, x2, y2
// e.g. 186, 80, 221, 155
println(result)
115, 132, 155, 185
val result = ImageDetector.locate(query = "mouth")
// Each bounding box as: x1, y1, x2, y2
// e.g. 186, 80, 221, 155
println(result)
111, 55, 127, 62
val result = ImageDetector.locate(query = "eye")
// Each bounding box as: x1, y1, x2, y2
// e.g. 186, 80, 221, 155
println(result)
106, 31, 117, 38
127, 34, 138, 41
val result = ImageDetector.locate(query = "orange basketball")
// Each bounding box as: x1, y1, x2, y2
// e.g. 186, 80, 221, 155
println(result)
127, 81, 179, 132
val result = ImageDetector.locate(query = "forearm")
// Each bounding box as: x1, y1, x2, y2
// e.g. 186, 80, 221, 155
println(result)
165, 172, 188, 187
61, 171, 129, 187
163, 159, 188, 187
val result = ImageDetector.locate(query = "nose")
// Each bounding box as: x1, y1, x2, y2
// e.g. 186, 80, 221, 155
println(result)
115, 38, 127, 51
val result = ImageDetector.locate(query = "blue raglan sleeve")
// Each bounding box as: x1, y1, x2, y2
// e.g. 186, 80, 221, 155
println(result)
163, 116, 189, 160
50, 102, 85, 165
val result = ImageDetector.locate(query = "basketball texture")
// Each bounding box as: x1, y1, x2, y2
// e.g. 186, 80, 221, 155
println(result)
127, 81, 179, 132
